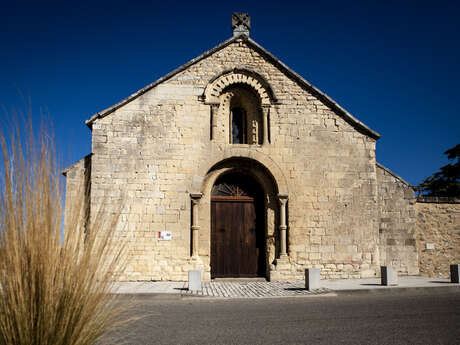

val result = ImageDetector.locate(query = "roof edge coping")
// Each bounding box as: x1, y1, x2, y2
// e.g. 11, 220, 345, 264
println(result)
62, 153, 92, 177
376, 162, 412, 187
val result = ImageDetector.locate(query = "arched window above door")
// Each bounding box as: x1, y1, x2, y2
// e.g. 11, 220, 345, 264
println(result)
225, 86, 262, 145
203, 71, 274, 145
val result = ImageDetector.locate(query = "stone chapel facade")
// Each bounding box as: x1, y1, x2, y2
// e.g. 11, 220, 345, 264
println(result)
63, 14, 420, 281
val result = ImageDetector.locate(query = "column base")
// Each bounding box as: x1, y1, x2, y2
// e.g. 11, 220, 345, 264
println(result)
274, 256, 290, 270
190, 255, 203, 264
269, 256, 293, 281
189, 256, 205, 271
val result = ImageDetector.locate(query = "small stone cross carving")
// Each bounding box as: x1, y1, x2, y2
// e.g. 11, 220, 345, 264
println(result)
232, 13, 250, 37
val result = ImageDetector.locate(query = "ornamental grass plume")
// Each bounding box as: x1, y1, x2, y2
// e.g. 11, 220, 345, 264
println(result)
0, 119, 126, 345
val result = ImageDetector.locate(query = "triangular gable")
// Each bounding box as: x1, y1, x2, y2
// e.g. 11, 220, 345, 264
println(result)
62, 154, 92, 177
85, 35, 380, 140
376, 162, 412, 187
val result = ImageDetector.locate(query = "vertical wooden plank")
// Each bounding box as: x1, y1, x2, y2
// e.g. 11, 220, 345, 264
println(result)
211, 201, 215, 277
211, 201, 217, 278
223, 201, 230, 277
242, 202, 249, 275
237, 202, 245, 275
220, 202, 228, 277
232, 202, 241, 276
251, 202, 258, 276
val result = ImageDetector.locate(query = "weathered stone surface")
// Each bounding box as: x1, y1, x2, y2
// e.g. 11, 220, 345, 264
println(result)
76, 38, 385, 282
376, 164, 419, 276
62, 23, 447, 282
416, 201, 460, 278
62, 154, 91, 233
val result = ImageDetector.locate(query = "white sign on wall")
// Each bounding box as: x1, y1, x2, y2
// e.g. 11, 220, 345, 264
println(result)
426, 243, 435, 250
158, 231, 172, 241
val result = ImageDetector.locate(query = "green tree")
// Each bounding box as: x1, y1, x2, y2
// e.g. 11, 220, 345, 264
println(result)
420, 144, 460, 197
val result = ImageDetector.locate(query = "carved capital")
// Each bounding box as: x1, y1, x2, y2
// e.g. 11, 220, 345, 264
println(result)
278, 194, 288, 205
190, 193, 203, 201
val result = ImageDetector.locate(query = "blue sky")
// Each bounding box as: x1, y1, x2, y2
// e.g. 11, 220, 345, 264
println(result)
1, 0, 459, 186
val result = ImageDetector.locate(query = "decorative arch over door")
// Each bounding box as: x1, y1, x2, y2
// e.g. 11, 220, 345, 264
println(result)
211, 171, 266, 278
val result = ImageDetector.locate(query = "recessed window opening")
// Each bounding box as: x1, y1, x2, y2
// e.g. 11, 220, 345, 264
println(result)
231, 107, 247, 144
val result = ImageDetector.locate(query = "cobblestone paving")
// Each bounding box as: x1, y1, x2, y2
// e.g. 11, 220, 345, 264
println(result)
183, 280, 332, 298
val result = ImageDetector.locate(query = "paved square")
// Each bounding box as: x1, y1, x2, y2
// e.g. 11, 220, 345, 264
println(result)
183, 280, 331, 298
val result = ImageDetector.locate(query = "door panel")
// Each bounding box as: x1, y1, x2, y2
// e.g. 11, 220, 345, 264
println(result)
211, 200, 258, 278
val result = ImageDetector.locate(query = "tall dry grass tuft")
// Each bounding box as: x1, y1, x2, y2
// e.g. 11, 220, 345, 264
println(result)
0, 120, 126, 345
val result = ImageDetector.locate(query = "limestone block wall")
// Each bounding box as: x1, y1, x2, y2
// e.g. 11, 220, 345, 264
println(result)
416, 198, 460, 278
63, 154, 91, 232
88, 37, 382, 281
90, 85, 209, 281
376, 164, 418, 275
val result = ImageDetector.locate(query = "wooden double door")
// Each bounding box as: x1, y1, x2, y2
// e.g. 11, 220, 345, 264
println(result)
211, 173, 265, 278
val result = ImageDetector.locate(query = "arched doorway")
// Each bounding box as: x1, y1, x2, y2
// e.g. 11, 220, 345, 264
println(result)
211, 171, 266, 278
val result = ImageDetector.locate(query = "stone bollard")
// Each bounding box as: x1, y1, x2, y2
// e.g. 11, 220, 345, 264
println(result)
381, 266, 398, 286
188, 270, 202, 291
450, 264, 459, 284
305, 268, 320, 291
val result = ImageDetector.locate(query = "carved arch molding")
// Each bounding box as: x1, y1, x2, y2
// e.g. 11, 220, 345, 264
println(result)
202, 70, 275, 106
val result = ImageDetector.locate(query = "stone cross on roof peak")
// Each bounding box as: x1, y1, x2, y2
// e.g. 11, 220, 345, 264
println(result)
232, 13, 250, 37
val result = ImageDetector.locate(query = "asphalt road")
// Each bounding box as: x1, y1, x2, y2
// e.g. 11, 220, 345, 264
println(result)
104, 289, 460, 345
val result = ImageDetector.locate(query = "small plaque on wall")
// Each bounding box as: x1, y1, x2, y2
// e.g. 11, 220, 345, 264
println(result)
426, 243, 435, 250
158, 231, 172, 241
